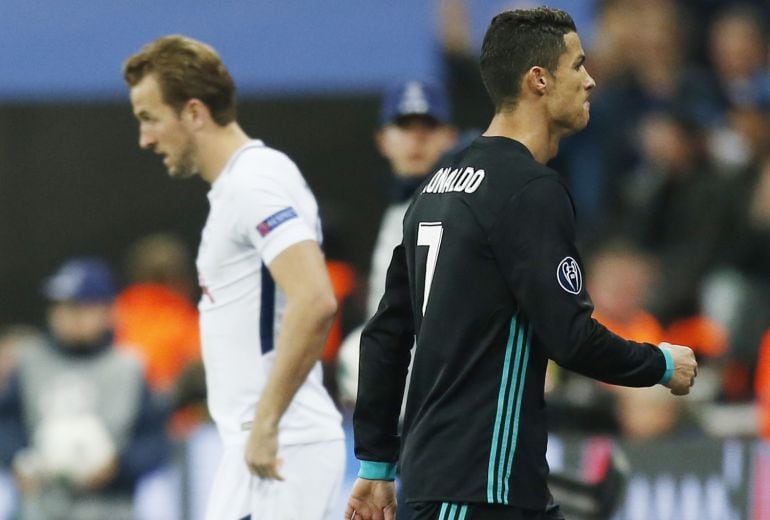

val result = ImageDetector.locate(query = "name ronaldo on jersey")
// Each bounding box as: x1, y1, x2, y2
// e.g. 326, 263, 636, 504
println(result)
423, 166, 486, 194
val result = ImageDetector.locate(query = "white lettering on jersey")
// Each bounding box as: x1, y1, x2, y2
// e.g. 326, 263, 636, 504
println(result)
423, 167, 486, 194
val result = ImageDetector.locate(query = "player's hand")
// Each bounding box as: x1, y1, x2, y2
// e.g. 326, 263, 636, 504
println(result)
658, 342, 698, 396
244, 420, 284, 480
344, 478, 397, 520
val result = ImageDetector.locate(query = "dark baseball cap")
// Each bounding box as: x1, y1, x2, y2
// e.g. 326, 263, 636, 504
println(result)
379, 80, 451, 126
42, 257, 116, 303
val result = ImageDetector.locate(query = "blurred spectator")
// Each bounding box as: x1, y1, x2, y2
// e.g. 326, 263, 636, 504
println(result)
709, 5, 769, 111
587, 240, 664, 344
620, 110, 733, 325
706, 5, 770, 170
113, 234, 207, 437
0, 257, 168, 520
366, 80, 457, 317
679, 0, 769, 66
113, 233, 201, 395
572, 0, 721, 236
585, 0, 637, 86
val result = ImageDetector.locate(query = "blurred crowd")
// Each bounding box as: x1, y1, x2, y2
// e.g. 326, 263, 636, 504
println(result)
0, 235, 204, 519
2, 0, 770, 516
579, 0, 770, 441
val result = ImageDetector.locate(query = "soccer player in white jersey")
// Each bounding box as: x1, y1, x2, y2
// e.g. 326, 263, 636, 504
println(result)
123, 35, 345, 520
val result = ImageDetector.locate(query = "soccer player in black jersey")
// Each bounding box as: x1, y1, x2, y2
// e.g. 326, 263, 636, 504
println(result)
345, 7, 698, 520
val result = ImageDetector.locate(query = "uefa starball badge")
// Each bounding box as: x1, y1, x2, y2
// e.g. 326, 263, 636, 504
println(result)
557, 256, 582, 294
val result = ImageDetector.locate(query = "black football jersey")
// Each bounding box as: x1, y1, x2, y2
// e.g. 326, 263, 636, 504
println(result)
354, 136, 666, 509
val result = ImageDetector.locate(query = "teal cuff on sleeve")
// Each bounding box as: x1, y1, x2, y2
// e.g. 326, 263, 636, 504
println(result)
358, 461, 397, 481
658, 348, 675, 385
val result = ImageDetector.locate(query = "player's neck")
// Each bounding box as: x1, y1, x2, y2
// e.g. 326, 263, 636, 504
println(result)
197, 123, 251, 184
483, 105, 561, 164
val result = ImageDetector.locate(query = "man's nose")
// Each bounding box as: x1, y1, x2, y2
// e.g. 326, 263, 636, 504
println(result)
585, 72, 596, 91
139, 130, 155, 150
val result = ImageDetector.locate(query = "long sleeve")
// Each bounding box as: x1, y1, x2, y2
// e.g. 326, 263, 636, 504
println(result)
354, 243, 414, 468
489, 176, 666, 387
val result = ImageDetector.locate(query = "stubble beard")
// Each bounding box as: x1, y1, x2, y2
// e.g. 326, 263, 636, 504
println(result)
168, 144, 198, 179
561, 105, 590, 137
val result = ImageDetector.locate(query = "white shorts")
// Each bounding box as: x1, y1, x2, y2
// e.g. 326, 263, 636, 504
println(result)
205, 439, 345, 520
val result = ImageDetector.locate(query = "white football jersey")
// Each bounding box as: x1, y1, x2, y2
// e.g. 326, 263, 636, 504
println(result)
196, 140, 343, 446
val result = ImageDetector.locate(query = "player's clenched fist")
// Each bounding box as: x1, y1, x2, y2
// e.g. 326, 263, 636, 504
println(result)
344, 479, 397, 520
658, 342, 698, 395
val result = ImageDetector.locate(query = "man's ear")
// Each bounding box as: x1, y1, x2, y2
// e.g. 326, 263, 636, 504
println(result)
525, 66, 549, 96
182, 98, 210, 129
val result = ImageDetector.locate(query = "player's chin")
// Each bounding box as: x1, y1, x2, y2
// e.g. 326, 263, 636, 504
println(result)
574, 112, 590, 131
562, 119, 589, 137
167, 165, 196, 179
580, 103, 590, 120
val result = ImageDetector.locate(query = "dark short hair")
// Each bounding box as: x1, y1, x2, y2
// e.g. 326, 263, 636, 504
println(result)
480, 7, 577, 111
123, 35, 237, 126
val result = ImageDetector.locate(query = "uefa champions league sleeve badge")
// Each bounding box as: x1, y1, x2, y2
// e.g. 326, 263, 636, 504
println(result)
557, 256, 582, 295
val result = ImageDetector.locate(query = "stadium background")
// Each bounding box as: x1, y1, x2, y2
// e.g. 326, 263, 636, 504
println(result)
2, 0, 770, 518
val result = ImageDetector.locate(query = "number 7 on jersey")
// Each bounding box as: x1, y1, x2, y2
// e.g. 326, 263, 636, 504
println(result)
417, 222, 443, 316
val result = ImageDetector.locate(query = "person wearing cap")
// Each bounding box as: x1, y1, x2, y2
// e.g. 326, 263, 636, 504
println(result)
367, 81, 458, 318
0, 257, 169, 520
